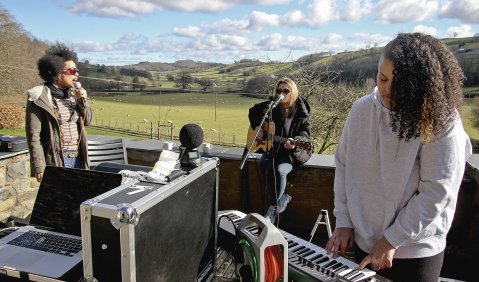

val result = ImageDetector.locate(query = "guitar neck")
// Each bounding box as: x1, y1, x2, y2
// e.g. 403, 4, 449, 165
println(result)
267, 134, 311, 151
268, 134, 288, 144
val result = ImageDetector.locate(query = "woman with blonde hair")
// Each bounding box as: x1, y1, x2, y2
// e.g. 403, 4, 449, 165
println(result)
248, 77, 312, 223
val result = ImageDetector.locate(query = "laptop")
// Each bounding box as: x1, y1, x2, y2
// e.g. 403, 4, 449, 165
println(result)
0, 166, 122, 279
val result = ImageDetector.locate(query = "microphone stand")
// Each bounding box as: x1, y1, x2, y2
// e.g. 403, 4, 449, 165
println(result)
239, 100, 275, 170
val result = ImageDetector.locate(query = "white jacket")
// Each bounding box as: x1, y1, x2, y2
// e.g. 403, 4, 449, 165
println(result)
333, 87, 472, 258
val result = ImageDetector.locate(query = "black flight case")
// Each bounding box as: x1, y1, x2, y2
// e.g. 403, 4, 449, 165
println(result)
80, 158, 219, 282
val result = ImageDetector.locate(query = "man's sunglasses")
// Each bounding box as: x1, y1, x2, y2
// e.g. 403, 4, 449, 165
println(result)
276, 88, 290, 94
63, 67, 79, 75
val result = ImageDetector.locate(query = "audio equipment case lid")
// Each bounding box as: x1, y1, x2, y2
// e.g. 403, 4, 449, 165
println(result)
80, 158, 219, 282
0, 135, 28, 152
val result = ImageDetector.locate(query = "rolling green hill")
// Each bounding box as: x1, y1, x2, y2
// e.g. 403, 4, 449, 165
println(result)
80, 37, 479, 90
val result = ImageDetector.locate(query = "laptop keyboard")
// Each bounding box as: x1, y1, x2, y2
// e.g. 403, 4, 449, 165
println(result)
7, 231, 82, 257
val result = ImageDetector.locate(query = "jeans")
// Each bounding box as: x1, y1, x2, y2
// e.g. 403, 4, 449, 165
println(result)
64, 150, 85, 169
259, 153, 293, 205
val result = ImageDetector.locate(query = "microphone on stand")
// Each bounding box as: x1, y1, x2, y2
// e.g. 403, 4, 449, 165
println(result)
73, 81, 85, 103
179, 123, 204, 167
269, 94, 285, 109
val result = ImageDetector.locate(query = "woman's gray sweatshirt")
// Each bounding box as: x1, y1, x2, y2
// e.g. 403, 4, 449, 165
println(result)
333, 88, 472, 258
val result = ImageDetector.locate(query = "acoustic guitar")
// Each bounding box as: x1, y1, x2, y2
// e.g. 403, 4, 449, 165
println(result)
246, 122, 312, 152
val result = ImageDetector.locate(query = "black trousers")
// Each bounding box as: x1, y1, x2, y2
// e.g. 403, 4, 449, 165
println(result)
354, 244, 444, 282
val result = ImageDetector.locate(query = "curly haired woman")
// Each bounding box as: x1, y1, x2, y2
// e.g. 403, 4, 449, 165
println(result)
26, 43, 92, 182
325, 33, 472, 281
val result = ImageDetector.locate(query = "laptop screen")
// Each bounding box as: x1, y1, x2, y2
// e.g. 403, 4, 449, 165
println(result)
29, 166, 122, 236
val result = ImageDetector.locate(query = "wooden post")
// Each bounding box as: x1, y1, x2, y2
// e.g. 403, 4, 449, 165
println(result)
150, 121, 153, 139
157, 121, 160, 140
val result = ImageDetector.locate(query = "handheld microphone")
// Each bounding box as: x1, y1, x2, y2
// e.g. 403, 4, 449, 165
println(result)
270, 94, 285, 109
73, 81, 85, 103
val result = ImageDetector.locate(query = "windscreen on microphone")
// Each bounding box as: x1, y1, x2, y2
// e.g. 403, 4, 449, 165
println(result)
270, 94, 284, 109
179, 123, 204, 149
74, 81, 81, 89
269, 94, 284, 102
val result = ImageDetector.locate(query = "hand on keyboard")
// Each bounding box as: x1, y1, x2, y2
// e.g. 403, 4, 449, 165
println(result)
325, 227, 355, 258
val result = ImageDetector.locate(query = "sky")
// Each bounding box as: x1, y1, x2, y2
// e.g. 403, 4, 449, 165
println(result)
1, 0, 478, 66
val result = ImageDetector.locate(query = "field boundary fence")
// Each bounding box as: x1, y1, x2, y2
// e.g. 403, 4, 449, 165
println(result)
91, 119, 246, 147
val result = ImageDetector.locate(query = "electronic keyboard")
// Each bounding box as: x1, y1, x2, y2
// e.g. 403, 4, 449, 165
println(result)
218, 210, 392, 282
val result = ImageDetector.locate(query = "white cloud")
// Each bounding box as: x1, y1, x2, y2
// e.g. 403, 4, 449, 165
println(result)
283, 35, 311, 50
189, 34, 254, 51
440, 0, 479, 24
280, 10, 306, 26
74, 41, 111, 52
73, 30, 402, 65
69, 0, 157, 18
306, 0, 338, 25
257, 33, 283, 50
374, 0, 439, 23
323, 33, 343, 44
68, 0, 290, 16
340, 0, 371, 22
350, 32, 393, 47
247, 11, 280, 31
64, 0, 478, 65
412, 25, 438, 36
172, 26, 205, 38
201, 19, 250, 35
446, 24, 475, 38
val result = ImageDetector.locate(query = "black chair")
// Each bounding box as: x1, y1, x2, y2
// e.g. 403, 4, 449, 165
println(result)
87, 138, 128, 169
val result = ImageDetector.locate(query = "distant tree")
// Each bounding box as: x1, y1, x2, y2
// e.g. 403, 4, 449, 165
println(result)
244, 75, 276, 97
0, 8, 47, 96
276, 64, 365, 154
238, 78, 247, 88
175, 71, 193, 90
166, 74, 175, 81
132, 76, 139, 91
119, 68, 152, 79
97, 64, 107, 73
198, 79, 214, 91
114, 75, 122, 91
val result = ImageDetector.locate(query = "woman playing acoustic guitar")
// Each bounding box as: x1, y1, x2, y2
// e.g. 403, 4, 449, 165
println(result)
248, 77, 312, 224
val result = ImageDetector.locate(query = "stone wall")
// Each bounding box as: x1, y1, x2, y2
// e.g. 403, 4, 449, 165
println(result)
0, 152, 39, 221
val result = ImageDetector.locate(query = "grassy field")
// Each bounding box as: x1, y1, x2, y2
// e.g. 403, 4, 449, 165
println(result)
460, 97, 479, 140
2, 93, 478, 144
88, 92, 260, 144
